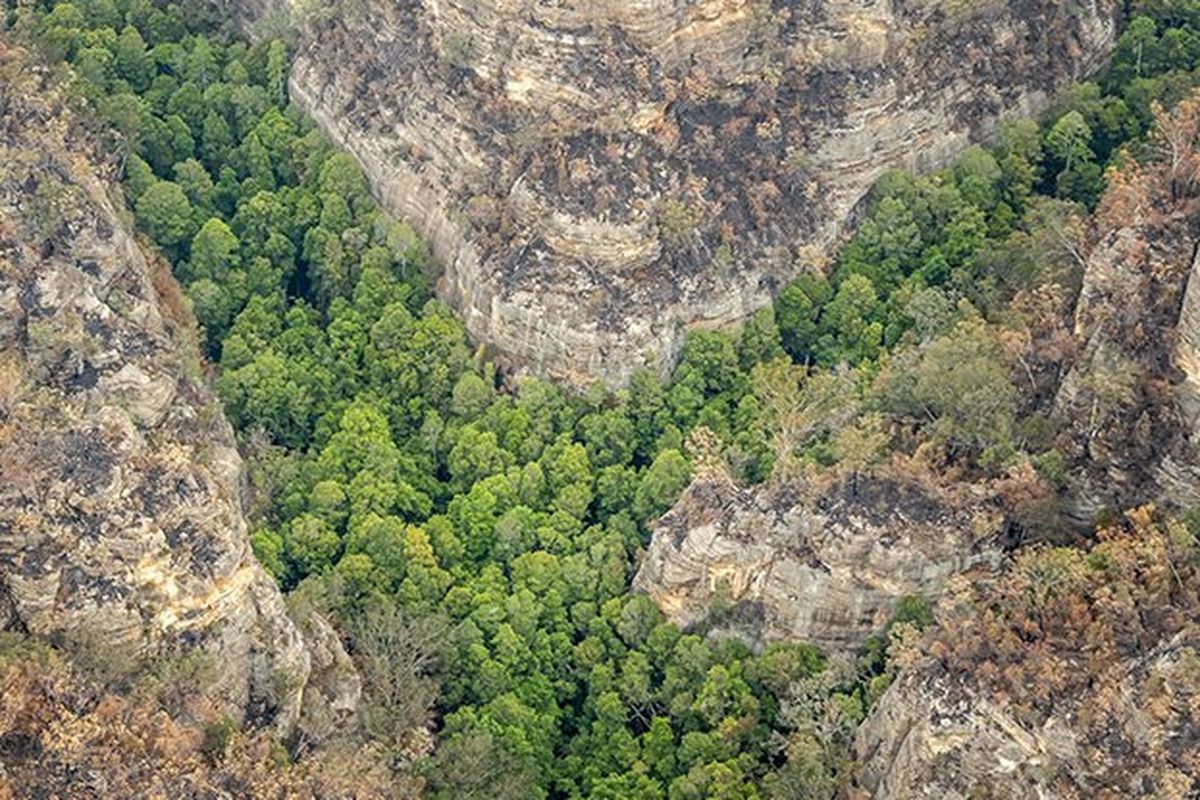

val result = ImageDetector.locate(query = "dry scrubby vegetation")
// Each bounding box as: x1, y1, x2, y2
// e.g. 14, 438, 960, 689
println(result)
909, 89, 1200, 793
920, 508, 1200, 796
931, 507, 1199, 716
0, 635, 415, 799
6, 0, 1200, 796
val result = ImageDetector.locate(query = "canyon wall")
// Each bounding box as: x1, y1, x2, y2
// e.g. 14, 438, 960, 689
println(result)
1053, 164, 1200, 522
265, 0, 1121, 385
855, 625, 1200, 798
0, 51, 357, 739
850, 109, 1200, 800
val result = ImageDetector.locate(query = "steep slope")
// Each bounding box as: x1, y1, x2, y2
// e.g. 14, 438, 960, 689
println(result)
852, 100, 1200, 800
0, 638, 406, 799
633, 470, 1005, 650
0, 48, 357, 739
1053, 123, 1200, 522
854, 512, 1200, 799
255, 0, 1120, 385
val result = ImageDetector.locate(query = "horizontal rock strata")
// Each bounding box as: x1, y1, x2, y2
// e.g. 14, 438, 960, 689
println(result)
0, 52, 357, 737
259, 0, 1121, 385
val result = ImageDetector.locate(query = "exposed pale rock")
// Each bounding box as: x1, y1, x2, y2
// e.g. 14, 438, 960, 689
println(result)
240, 0, 1120, 385
855, 610, 1200, 798
1053, 198, 1200, 520
849, 141, 1200, 800
632, 474, 1005, 650
855, 628, 1200, 798
0, 55, 357, 737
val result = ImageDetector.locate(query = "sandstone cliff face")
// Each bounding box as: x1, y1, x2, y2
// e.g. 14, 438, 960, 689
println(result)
1053, 177, 1200, 521
848, 145, 1200, 800
855, 626, 1200, 799
853, 506, 1200, 799
632, 473, 1004, 650
0, 54, 357, 737
257, 0, 1120, 385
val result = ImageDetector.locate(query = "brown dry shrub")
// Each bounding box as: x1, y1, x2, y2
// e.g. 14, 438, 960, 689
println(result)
0, 638, 419, 800
142, 237, 197, 337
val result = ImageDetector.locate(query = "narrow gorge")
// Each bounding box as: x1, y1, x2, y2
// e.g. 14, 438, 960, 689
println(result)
4, 1, 1200, 798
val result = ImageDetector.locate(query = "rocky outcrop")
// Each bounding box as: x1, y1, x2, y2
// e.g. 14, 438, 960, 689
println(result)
835, 112, 1200, 800
245, 0, 1121, 385
854, 512, 1200, 799
855, 627, 1200, 799
0, 51, 357, 738
632, 473, 1005, 650
1053, 167, 1200, 522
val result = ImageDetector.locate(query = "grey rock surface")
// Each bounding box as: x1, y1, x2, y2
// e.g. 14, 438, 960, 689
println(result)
0, 57, 358, 738
855, 608, 1200, 798
1053, 195, 1200, 520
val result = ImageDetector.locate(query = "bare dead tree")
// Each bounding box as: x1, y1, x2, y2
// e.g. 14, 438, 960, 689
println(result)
352, 603, 450, 754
